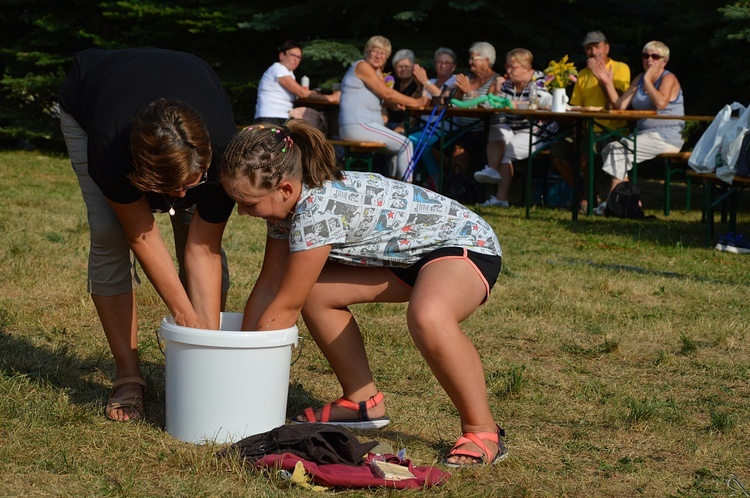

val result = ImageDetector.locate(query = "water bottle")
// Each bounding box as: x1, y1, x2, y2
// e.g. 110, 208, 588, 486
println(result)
528, 80, 538, 110
300, 75, 310, 89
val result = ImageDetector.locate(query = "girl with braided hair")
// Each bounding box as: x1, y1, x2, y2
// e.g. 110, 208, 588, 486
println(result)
221, 119, 508, 467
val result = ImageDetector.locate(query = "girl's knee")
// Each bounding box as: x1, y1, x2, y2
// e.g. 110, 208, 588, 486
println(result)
407, 306, 452, 338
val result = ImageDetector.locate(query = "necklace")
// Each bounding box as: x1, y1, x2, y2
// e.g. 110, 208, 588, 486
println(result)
163, 194, 176, 216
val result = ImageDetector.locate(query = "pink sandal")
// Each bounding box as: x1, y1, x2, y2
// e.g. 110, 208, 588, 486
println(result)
292, 391, 390, 429
444, 425, 508, 467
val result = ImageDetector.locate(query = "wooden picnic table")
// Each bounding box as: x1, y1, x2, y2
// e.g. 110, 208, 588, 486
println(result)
406, 105, 714, 219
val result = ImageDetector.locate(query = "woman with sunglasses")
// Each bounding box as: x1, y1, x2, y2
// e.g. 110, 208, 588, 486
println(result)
598, 40, 684, 206
255, 40, 340, 125
59, 48, 237, 421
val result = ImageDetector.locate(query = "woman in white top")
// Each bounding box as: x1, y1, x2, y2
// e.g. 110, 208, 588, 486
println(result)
338, 35, 429, 182
254, 40, 340, 124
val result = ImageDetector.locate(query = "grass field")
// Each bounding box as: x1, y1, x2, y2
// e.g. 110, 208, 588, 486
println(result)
1, 150, 749, 497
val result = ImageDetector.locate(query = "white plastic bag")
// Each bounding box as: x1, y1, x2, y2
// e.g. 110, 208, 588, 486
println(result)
688, 102, 746, 174
717, 104, 750, 183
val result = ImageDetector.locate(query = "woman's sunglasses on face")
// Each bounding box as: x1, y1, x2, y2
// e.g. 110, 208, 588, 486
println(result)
171, 170, 208, 194
642, 53, 663, 60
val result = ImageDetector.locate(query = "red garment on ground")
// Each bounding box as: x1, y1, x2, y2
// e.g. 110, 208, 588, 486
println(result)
254, 452, 450, 489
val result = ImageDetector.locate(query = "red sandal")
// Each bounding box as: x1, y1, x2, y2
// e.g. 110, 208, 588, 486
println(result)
292, 391, 390, 429
443, 425, 508, 468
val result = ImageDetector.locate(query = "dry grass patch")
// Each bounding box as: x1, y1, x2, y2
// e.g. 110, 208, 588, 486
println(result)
1, 150, 749, 497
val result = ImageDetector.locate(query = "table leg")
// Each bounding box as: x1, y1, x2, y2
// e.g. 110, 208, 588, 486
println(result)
525, 121, 533, 219
587, 118, 595, 216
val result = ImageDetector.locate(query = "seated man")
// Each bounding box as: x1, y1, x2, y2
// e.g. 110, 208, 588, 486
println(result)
550, 30, 631, 212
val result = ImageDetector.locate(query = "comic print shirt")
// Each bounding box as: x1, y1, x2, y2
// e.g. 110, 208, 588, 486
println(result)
267, 171, 501, 267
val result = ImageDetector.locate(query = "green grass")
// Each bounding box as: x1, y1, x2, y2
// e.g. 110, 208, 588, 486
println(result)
1, 150, 749, 497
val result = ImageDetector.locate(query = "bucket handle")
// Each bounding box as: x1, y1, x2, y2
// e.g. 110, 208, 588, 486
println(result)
291, 336, 303, 366
156, 329, 165, 357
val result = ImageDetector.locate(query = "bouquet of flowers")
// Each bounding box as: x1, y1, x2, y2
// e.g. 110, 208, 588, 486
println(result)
543, 55, 578, 90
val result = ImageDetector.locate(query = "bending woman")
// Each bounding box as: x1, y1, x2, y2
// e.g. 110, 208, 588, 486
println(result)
59, 48, 236, 421
339, 35, 429, 182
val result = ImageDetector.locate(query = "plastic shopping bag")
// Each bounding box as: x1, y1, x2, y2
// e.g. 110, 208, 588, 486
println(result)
688, 102, 746, 174
717, 104, 750, 183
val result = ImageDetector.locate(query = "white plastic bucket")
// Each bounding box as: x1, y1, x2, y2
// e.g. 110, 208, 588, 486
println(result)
159, 312, 298, 444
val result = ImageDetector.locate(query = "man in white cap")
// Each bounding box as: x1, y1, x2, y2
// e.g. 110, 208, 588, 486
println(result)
551, 30, 631, 212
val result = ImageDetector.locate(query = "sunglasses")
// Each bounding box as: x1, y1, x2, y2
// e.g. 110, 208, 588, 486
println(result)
170, 170, 208, 194
642, 53, 663, 60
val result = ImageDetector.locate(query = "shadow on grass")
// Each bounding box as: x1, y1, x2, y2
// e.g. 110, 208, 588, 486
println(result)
0, 329, 166, 427
559, 215, 712, 248
1, 326, 430, 445
555, 172, 750, 249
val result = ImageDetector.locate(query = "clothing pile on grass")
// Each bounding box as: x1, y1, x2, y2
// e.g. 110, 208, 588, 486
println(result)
217, 423, 450, 490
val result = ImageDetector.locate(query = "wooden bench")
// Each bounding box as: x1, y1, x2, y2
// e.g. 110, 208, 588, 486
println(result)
658, 151, 692, 215
329, 140, 387, 172
685, 170, 750, 246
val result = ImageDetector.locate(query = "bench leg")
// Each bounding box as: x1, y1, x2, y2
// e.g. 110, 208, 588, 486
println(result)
343, 152, 374, 172
703, 180, 712, 247
663, 158, 671, 216
706, 182, 739, 247
729, 187, 739, 234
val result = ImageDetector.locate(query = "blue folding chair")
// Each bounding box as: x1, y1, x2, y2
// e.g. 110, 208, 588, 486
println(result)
401, 87, 456, 184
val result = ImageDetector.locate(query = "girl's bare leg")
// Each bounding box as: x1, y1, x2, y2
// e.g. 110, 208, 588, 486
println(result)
299, 263, 410, 421
408, 259, 499, 465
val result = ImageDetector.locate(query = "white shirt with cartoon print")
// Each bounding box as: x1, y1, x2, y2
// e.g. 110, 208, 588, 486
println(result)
267, 171, 501, 267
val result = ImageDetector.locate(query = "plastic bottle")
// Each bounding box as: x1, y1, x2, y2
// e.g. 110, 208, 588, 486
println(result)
300, 75, 310, 89
528, 79, 538, 110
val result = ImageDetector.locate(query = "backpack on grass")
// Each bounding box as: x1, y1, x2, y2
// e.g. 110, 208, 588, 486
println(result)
605, 182, 645, 219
